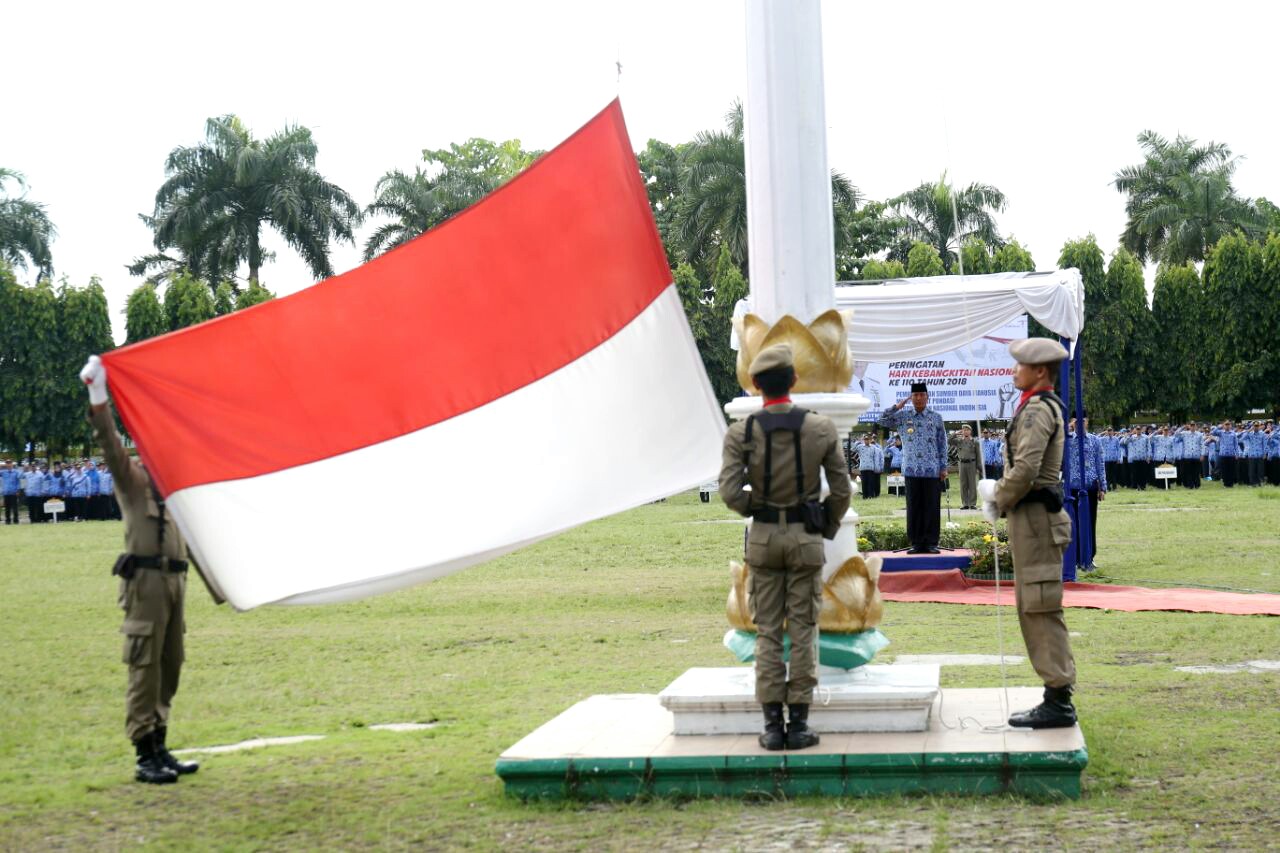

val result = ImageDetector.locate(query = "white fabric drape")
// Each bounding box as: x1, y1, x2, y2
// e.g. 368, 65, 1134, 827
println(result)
732, 270, 1084, 361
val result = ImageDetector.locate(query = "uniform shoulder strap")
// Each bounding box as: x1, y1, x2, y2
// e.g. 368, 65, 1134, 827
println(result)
1031, 389, 1067, 420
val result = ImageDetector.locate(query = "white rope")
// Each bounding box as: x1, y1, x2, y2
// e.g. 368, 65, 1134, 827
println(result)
948, 171, 1013, 732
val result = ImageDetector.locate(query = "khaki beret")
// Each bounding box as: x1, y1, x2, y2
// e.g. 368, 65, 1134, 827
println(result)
749, 343, 794, 375
1008, 337, 1068, 365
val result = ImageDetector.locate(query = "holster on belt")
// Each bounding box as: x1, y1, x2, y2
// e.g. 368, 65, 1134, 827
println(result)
111, 553, 136, 580
1016, 485, 1064, 513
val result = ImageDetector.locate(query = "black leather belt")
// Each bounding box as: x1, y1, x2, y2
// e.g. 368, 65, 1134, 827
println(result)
132, 556, 188, 572
751, 506, 804, 523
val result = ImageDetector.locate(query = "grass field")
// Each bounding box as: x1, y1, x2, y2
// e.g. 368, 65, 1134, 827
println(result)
1, 479, 1278, 850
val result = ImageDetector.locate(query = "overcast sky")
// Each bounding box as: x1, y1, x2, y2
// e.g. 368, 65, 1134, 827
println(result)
4, 0, 1276, 343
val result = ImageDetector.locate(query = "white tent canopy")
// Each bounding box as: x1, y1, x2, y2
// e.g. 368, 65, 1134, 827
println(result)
733, 269, 1084, 362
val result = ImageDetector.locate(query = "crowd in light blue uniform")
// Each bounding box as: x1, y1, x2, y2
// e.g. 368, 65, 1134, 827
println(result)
1, 458, 120, 524
1094, 419, 1280, 491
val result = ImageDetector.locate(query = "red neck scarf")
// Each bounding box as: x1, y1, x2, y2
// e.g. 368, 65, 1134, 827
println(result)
1017, 385, 1055, 413
763, 396, 792, 407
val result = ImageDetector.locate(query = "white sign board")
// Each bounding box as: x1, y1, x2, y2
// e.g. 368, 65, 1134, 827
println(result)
886, 475, 905, 488
43, 499, 66, 515
1155, 465, 1177, 479
851, 315, 1029, 423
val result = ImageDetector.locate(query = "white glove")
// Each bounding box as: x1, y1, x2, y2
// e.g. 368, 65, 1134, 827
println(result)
982, 500, 999, 524
80, 355, 108, 406
977, 479, 997, 503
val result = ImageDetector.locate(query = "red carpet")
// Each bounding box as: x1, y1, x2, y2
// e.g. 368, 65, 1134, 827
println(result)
878, 569, 1280, 616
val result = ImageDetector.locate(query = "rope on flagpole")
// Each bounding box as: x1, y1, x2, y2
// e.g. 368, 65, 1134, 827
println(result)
936, 131, 1013, 732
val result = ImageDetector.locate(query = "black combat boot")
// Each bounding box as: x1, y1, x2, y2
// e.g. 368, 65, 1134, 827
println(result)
134, 731, 178, 784
155, 726, 199, 775
1008, 685, 1078, 729
785, 703, 820, 750
758, 702, 786, 751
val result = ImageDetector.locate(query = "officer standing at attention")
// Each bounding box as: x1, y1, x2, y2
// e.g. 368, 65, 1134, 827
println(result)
79, 355, 204, 784
878, 382, 948, 553
977, 338, 1078, 729
954, 425, 979, 509
720, 344, 851, 751
26, 464, 45, 523
1, 460, 19, 525
981, 430, 1003, 481
857, 432, 884, 499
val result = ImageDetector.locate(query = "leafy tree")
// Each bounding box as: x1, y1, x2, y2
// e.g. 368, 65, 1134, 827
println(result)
53, 278, 114, 450
124, 283, 168, 344
859, 258, 907, 281
3, 278, 61, 453
420, 137, 539, 205
0, 169, 55, 278
1113, 131, 1266, 265
0, 263, 26, 451
213, 281, 236, 316
889, 173, 1006, 271
1202, 233, 1278, 413
1081, 249, 1150, 421
1059, 237, 1106, 408
1150, 263, 1208, 420
163, 271, 216, 331
1257, 197, 1280, 235
905, 241, 945, 277
637, 139, 686, 267
673, 245, 747, 406
148, 116, 361, 284
235, 279, 275, 310
958, 238, 992, 275
834, 201, 905, 280
992, 239, 1035, 272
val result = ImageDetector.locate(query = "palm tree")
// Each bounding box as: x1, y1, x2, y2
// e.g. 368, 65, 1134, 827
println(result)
889, 174, 1006, 271
0, 169, 55, 277
362, 139, 539, 261
147, 116, 361, 284
676, 101, 863, 275
362, 169, 447, 261
1113, 131, 1265, 264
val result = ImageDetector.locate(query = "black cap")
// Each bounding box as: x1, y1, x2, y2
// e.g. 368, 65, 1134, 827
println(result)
910, 382, 927, 393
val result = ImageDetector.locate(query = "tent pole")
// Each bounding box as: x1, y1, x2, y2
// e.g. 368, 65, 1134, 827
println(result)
1058, 337, 1079, 581
1071, 339, 1090, 579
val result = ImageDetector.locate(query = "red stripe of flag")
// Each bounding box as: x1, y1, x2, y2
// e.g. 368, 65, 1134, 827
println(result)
103, 100, 670, 496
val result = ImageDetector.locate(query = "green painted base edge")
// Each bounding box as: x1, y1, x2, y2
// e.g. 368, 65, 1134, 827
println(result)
496, 747, 1088, 801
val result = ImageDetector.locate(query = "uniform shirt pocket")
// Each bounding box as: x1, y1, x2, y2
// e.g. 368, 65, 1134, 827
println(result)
120, 619, 154, 666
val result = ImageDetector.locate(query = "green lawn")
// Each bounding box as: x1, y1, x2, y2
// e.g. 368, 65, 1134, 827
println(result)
1, 480, 1277, 850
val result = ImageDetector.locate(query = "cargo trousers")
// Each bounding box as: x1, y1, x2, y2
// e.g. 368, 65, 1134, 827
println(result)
747, 519, 824, 705
1007, 503, 1076, 688
119, 568, 187, 742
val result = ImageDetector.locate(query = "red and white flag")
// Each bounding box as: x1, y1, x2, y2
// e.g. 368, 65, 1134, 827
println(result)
103, 101, 725, 610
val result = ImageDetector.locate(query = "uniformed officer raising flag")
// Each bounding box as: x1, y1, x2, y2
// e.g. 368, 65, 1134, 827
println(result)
977, 338, 1078, 729
719, 344, 852, 751
80, 355, 210, 784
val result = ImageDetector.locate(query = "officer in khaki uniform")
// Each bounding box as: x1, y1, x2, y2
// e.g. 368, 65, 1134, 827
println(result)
720, 344, 852, 750
954, 425, 979, 509
978, 338, 1077, 728
80, 355, 204, 784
